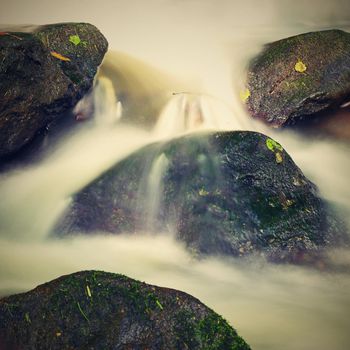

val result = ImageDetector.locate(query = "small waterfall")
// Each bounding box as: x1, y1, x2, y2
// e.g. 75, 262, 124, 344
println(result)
153, 92, 253, 139
93, 77, 122, 127
144, 153, 169, 232
73, 76, 122, 126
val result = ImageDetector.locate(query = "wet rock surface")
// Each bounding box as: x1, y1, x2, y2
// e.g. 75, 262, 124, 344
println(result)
56, 131, 348, 264
0, 23, 108, 161
0, 270, 250, 350
246, 30, 350, 129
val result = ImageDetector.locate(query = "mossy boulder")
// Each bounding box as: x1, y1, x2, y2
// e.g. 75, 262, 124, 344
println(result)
0, 270, 250, 350
246, 30, 350, 128
0, 23, 108, 161
56, 131, 348, 264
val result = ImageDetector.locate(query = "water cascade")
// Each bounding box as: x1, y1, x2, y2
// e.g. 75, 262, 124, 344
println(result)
1, 1, 350, 349
153, 92, 250, 138
144, 152, 169, 231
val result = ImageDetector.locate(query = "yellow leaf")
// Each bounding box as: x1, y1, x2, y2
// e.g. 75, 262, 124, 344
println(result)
295, 59, 307, 73
50, 51, 71, 62
86, 285, 92, 298
240, 88, 251, 102
275, 152, 283, 164
199, 188, 209, 196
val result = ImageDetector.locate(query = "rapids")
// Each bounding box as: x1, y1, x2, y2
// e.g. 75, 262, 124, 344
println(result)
1, 1, 350, 349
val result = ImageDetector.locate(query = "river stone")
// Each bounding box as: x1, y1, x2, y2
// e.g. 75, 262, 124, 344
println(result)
0, 23, 108, 161
245, 30, 350, 128
0, 270, 250, 350
56, 131, 347, 264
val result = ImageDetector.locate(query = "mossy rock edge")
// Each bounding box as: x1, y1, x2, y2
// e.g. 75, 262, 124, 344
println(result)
0, 270, 251, 350
246, 30, 350, 127
0, 22, 108, 162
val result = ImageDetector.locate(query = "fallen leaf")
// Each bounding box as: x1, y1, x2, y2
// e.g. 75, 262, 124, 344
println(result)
156, 299, 164, 310
86, 285, 92, 298
25, 312, 31, 324
50, 51, 71, 62
240, 88, 251, 102
275, 152, 283, 164
69, 35, 81, 46
266, 138, 283, 152
199, 188, 209, 196
295, 59, 307, 73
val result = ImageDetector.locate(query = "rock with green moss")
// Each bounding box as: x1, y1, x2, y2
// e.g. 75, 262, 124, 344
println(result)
0, 23, 108, 161
245, 30, 350, 128
0, 270, 250, 350
56, 131, 348, 264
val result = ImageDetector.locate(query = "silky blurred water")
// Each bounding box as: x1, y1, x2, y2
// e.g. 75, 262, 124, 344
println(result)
1, 1, 350, 349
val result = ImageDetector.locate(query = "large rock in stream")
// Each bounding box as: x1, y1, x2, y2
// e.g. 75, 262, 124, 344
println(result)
56, 131, 348, 264
245, 30, 350, 131
0, 23, 108, 161
0, 270, 250, 350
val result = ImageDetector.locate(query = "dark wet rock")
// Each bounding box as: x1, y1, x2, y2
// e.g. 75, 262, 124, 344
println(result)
0, 270, 250, 350
246, 30, 350, 129
56, 131, 348, 264
0, 23, 108, 161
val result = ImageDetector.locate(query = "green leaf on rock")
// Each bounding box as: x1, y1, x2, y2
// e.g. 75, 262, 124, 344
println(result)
156, 299, 164, 310
86, 285, 92, 298
199, 188, 209, 196
69, 35, 81, 46
266, 138, 283, 152
24, 312, 31, 324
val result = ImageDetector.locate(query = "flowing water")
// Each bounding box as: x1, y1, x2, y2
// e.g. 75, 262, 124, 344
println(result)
1, 1, 350, 349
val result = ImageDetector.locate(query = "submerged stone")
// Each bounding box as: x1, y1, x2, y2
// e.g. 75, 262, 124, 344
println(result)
245, 30, 350, 130
56, 131, 348, 264
0, 270, 250, 350
0, 23, 108, 162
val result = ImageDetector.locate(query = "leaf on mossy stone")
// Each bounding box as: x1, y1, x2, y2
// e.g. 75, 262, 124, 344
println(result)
275, 152, 283, 164
240, 88, 251, 102
266, 137, 283, 152
295, 59, 307, 73
156, 300, 164, 310
69, 34, 81, 46
199, 188, 209, 196
50, 51, 71, 62
24, 312, 31, 324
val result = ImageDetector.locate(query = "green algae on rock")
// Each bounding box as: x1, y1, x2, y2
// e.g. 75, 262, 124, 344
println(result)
0, 23, 108, 161
0, 270, 251, 350
246, 30, 350, 128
